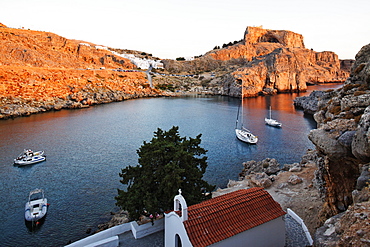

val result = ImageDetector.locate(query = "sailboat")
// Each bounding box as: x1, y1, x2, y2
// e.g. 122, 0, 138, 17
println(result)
264, 106, 282, 127
235, 93, 258, 144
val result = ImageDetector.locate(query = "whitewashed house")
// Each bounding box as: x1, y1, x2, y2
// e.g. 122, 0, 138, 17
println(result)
165, 187, 286, 247
94, 45, 164, 69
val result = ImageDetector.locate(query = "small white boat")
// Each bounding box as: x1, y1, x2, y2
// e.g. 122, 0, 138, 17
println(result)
235, 93, 258, 144
235, 127, 258, 144
265, 106, 282, 127
14, 149, 46, 166
25, 189, 48, 222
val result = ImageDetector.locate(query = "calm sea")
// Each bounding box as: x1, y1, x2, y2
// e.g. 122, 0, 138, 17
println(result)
0, 84, 342, 246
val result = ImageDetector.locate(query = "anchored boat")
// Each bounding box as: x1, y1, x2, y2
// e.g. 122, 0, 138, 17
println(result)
25, 189, 48, 222
235, 92, 258, 144
265, 106, 282, 127
14, 149, 46, 166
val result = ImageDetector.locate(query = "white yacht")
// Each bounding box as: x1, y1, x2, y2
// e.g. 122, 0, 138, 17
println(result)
14, 149, 46, 166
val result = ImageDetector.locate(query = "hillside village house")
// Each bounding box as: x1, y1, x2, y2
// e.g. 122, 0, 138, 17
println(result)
165, 187, 286, 247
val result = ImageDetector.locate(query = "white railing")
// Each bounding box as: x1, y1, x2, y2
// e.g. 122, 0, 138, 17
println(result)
65, 218, 164, 247
65, 223, 131, 247
131, 218, 164, 239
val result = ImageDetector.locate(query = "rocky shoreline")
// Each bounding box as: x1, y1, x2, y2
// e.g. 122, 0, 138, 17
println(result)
219, 43, 370, 246
74, 80, 369, 246
0, 91, 165, 120
1, 25, 351, 120
213, 151, 323, 236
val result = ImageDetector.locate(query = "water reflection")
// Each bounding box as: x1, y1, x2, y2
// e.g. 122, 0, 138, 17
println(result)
0, 83, 343, 246
25, 215, 47, 233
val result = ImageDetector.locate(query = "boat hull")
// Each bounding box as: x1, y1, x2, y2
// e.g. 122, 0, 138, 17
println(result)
235, 128, 258, 144
264, 118, 282, 127
14, 155, 46, 166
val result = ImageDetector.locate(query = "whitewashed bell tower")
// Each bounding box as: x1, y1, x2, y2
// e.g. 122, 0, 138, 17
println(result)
173, 189, 188, 221
165, 189, 192, 247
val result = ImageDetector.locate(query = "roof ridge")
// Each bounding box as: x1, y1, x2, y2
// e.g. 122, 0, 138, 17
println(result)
188, 188, 264, 209
188, 188, 269, 214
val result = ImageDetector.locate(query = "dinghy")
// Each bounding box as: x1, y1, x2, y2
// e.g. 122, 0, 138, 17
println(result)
25, 189, 48, 222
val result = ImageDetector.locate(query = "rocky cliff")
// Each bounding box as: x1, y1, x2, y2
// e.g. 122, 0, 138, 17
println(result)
294, 43, 370, 246
211, 26, 348, 97
0, 24, 161, 119
162, 26, 350, 98
213, 43, 369, 246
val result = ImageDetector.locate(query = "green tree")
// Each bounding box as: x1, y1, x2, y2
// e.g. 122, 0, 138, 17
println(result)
115, 126, 215, 220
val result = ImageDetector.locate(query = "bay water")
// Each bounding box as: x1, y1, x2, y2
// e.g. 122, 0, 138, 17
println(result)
0, 84, 342, 246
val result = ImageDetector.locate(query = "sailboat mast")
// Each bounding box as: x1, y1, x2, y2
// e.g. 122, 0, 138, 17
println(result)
236, 102, 240, 129
241, 87, 244, 128
269, 106, 272, 119
236, 87, 243, 129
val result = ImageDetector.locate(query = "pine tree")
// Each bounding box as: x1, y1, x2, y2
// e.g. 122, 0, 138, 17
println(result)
115, 126, 215, 220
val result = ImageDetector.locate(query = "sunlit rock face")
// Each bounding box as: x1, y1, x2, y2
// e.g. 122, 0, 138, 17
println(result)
207, 26, 348, 97
0, 24, 161, 119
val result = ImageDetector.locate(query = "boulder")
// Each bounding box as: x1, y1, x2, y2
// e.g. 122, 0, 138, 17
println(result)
263, 158, 280, 175
282, 163, 293, 171
289, 164, 302, 172
293, 90, 328, 114
352, 189, 370, 204
352, 106, 370, 162
356, 164, 370, 190
240, 158, 281, 177
288, 174, 303, 185
314, 212, 345, 246
250, 172, 273, 188
308, 129, 351, 159
338, 131, 356, 149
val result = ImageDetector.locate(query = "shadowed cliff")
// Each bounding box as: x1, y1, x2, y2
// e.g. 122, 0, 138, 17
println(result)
294, 43, 370, 246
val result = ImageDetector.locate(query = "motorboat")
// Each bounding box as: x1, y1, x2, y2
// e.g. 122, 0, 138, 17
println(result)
14, 149, 46, 166
25, 189, 48, 222
265, 106, 282, 127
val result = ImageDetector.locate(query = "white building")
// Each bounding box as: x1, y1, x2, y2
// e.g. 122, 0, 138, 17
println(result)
94, 45, 164, 70
165, 187, 286, 247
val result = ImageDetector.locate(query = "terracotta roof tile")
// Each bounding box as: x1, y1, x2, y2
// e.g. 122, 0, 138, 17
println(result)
183, 187, 286, 247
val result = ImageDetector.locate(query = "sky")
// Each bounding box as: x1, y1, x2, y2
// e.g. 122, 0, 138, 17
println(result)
2, 0, 369, 59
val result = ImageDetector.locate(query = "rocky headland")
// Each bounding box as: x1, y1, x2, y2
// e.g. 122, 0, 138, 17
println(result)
161, 26, 350, 97
0, 24, 352, 119
0, 23, 163, 119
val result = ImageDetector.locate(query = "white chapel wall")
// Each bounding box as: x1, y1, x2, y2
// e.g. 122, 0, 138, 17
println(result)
210, 216, 286, 247
165, 212, 193, 247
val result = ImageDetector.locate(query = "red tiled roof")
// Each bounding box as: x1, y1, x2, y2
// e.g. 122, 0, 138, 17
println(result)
183, 187, 286, 247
